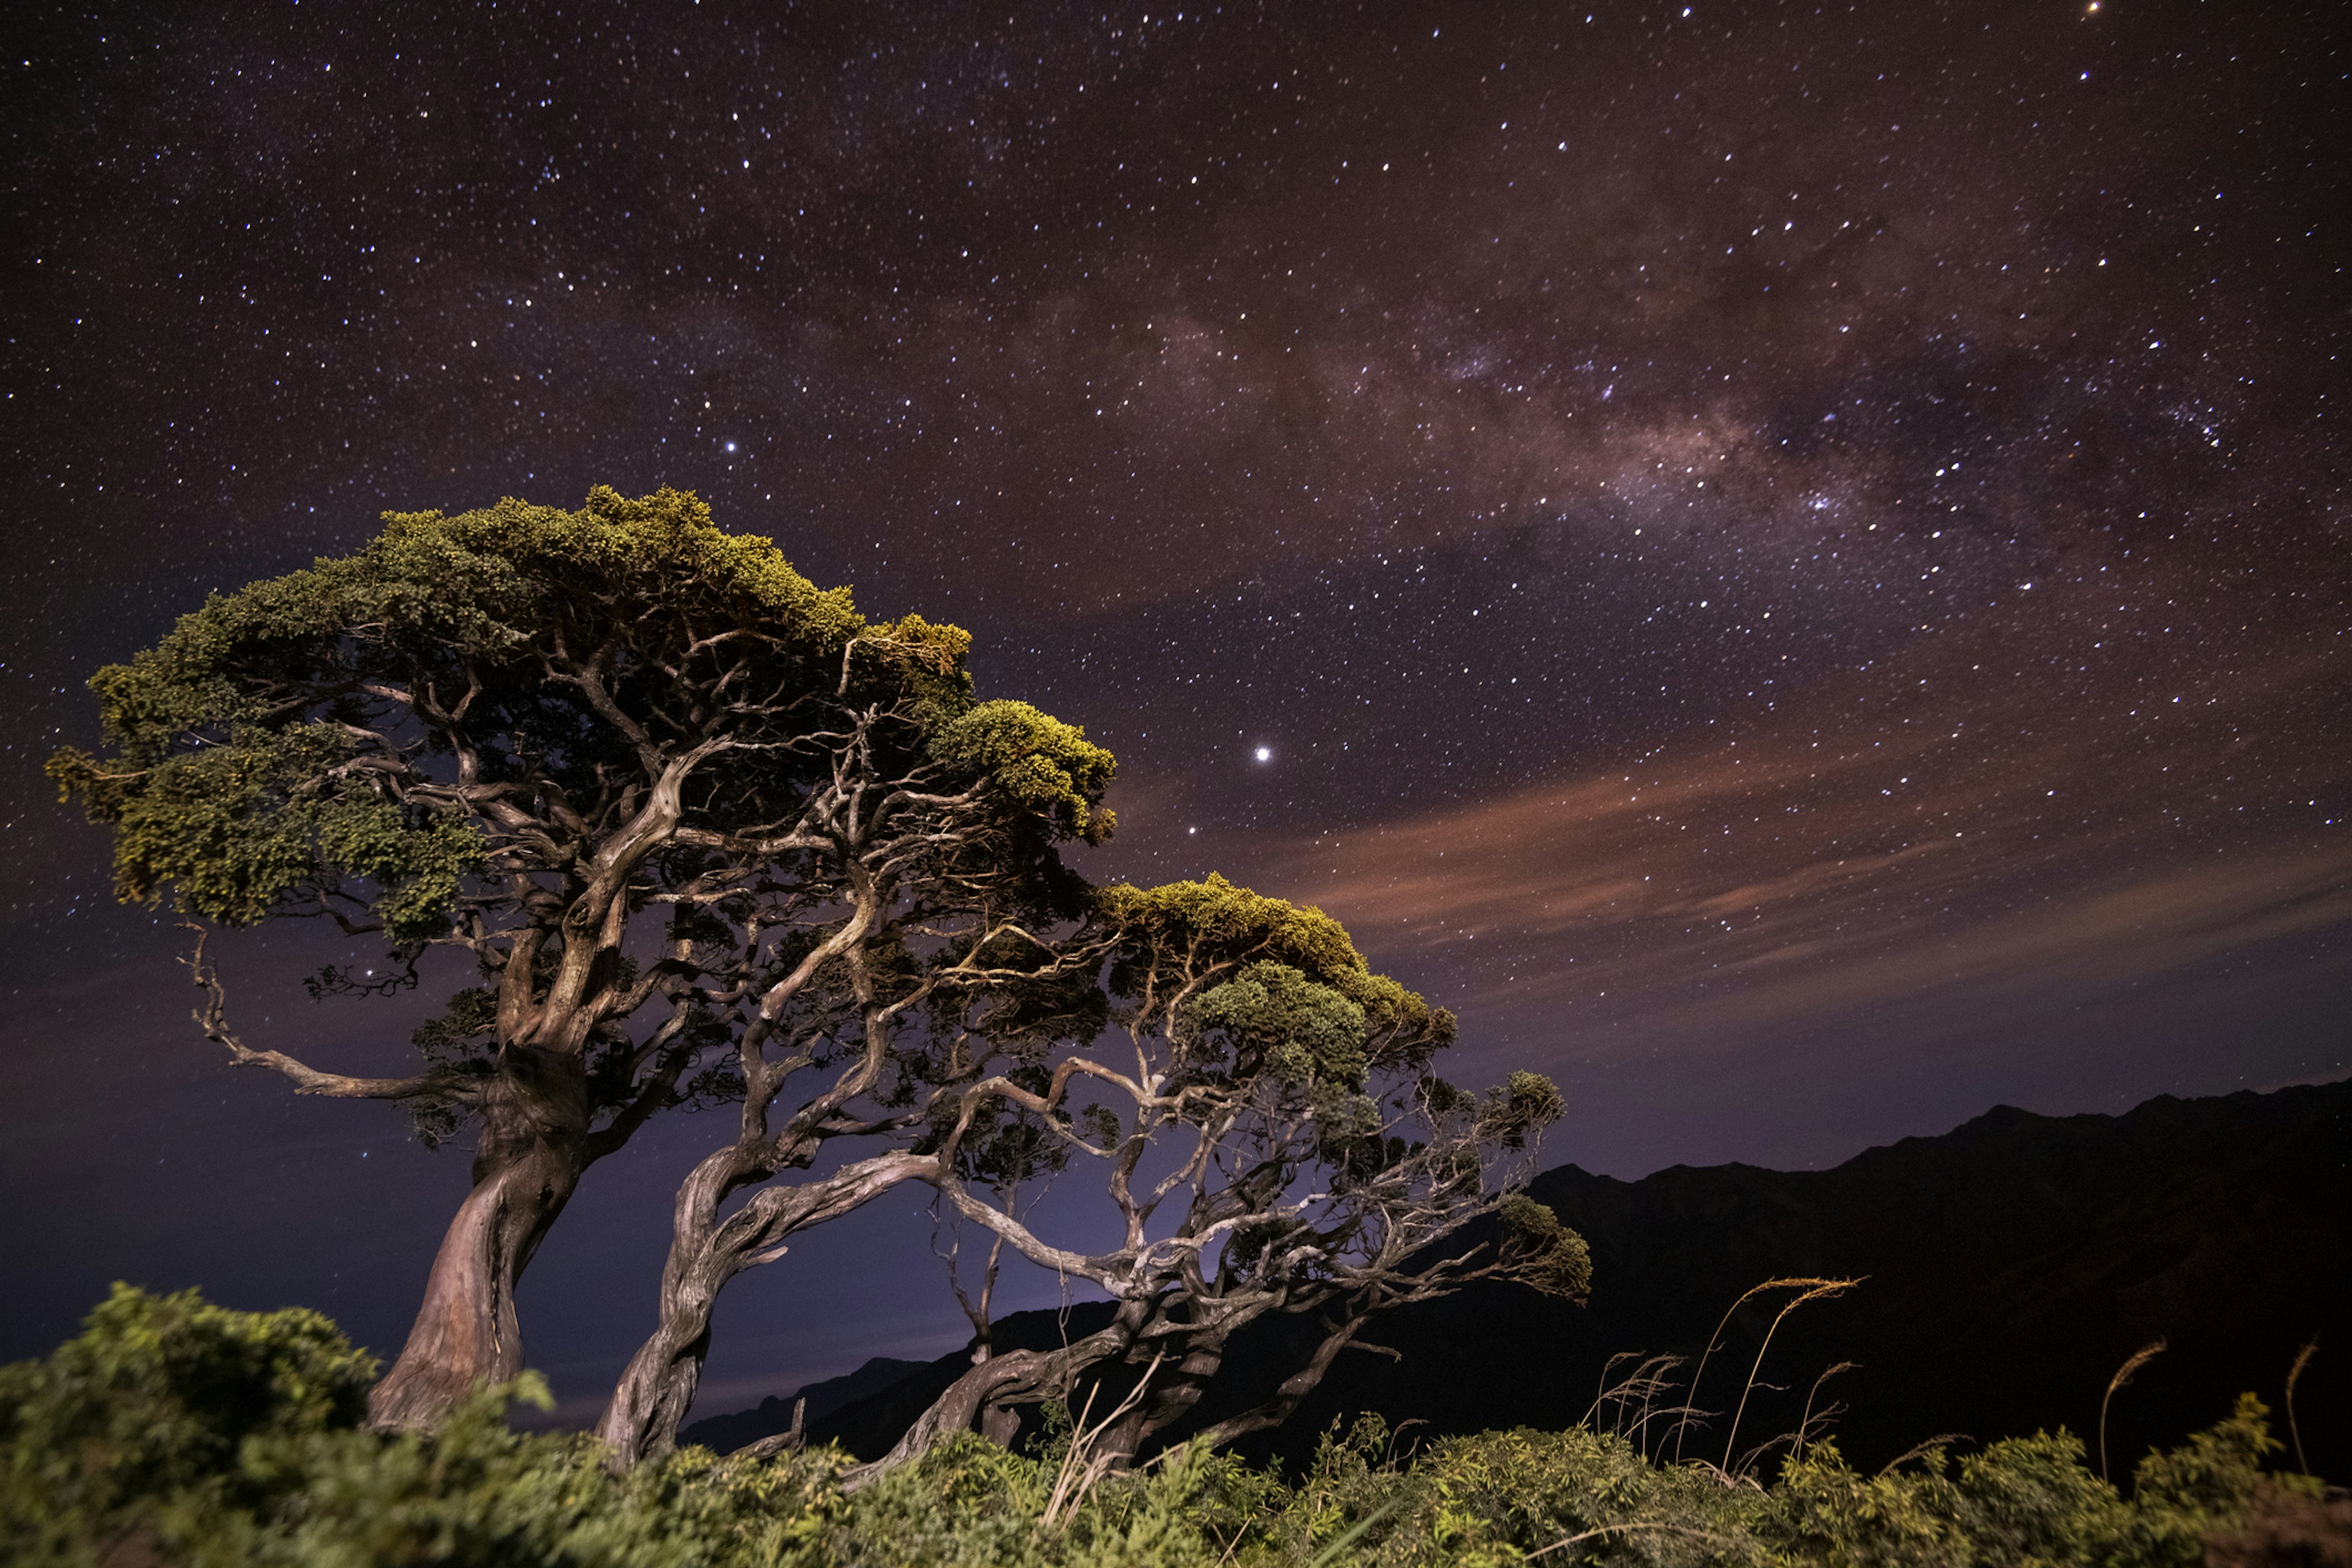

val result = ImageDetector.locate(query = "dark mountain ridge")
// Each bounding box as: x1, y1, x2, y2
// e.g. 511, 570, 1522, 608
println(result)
679, 1357, 928, 1455
693, 1079, 2352, 1479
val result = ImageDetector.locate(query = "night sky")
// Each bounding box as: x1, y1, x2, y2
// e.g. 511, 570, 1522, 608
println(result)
5, 1, 2346, 1423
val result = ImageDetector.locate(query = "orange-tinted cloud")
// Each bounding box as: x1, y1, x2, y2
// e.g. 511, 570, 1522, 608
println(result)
1254, 580, 2352, 1061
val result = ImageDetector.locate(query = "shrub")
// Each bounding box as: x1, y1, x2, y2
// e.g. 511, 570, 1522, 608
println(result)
1, 1289, 2332, 1566
0, 1282, 376, 1564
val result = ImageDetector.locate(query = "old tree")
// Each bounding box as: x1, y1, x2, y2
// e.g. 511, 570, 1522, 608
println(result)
50, 488, 1112, 1430
54, 487, 1585, 1460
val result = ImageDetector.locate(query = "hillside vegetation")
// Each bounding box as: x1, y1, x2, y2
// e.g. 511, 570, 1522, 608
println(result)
7, 1286, 2346, 1567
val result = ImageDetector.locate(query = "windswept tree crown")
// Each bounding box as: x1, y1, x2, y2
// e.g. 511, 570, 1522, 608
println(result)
48, 486, 1115, 946
1095, 872, 1455, 1069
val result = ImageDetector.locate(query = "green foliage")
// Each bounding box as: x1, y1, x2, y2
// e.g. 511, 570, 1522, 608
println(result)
1095, 875, 1454, 1065
931, 700, 1117, 845
203, 1383, 855, 1568
53, 489, 820, 932
2114, 1395, 2323, 1567
1485, 1072, 1567, 1149
3, 1289, 2328, 1566
49, 721, 486, 940
1294, 1419, 1774, 1567
1947, 1432, 2132, 1568
0, 1283, 377, 1562
1496, 1197, 1594, 1303
1177, 962, 1370, 1091
47, 487, 1106, 944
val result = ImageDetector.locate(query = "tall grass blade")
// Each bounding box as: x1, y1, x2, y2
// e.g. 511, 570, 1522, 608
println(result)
1724, 1278, 1860, 1472
1674, 1276, 1847, 1464
1302, 1491, 1411, 1568
1878, 1433, 1970, 1476
2284, 1335, 2318, 1477
2099, 1338, 2167, 1486
1793, 1360, 1858, 1463
1583, 1351, 1642, 1430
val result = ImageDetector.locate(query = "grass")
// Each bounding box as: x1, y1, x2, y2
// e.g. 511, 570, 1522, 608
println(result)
2101, 1339, 2169, 1485
1719, 1278, 1860, 1475
2286, 1336, 2320, 1477
1670, 1277, 1850, 1467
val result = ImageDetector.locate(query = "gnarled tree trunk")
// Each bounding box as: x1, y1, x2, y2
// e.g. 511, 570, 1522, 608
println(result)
1095, 1332, 1231, 1466
592, 1144, 758, 1467
840, 1302, 1151, 1488
365, 1052, 589, 1431
595, 1149, 937, 1467
1189, 1311, 1374, 1450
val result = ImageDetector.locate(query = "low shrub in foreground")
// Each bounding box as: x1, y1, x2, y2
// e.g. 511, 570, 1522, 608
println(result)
4, 1287, 2342, 1566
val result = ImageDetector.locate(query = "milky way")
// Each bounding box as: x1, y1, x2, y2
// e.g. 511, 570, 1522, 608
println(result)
4, 0, 2343, 1412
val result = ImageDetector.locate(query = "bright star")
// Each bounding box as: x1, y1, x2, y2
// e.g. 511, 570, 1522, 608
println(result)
1254, 746, 1272, 763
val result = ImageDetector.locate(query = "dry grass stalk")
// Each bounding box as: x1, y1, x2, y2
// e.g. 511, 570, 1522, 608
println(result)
1524, 1520, 1747, 1561
1630, 1401, 1705, 1460
1624, 1355, 1682, 1434
1673, 1276, 1850, 1464
1582, 1351, 1644, 1430
1382, 1418, 1429, 1469
1723, 1278, 1861, 1472
2285, 1336, 2318, 1476
1587, 1353, 1687, 1446
2099, 1338, 2167, 1485
1792, 1360, 1858, 1463
1039, 1352, 1165, 1532
1877, 1433, 1970, 1477
1733, 1430, 1806, 1477
1627, 1356, 1688, 1458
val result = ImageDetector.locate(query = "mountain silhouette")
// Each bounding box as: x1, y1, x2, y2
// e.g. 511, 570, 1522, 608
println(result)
693, 1079, 2352, 1479
679, 1357, 930, 1454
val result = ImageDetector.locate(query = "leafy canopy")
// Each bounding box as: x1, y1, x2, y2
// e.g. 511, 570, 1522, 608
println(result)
48, 488, 1115, 947
1177, 961, 1371, 1090
1096, 873, 1455, 1064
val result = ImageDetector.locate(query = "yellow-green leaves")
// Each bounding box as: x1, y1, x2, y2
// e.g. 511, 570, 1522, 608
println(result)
1176, 961, 1370, 1090
47, 488, 1006, 945
0, 1283, 378, 1548
312, 799, 488, 944
1488, 1071, 1566, 1145
1497, 1195, 1593, 1302
50, 721, 485, 940
1097, 873, 1362, 981
375, 486, 866, 652
1095, 874, 1450, 1059
930, 699, 1117, 844
856, 612, 976, 729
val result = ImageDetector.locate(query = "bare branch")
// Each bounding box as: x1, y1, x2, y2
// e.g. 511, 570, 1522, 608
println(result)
181, 924, 458, 1104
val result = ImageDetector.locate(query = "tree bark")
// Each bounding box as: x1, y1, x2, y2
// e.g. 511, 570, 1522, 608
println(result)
840, 1304, 1150, 1488
364, 1050, 588, 1431
1188, 1312, 1372, 1450
592, 1144, 752, 1467
595, 1149, 937, 1466
978, 1401, 1022, 1447
1096, 1333, 1231, 1466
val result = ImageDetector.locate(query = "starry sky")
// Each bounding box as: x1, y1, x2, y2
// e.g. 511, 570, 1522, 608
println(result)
4, 0, 2346, 1420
